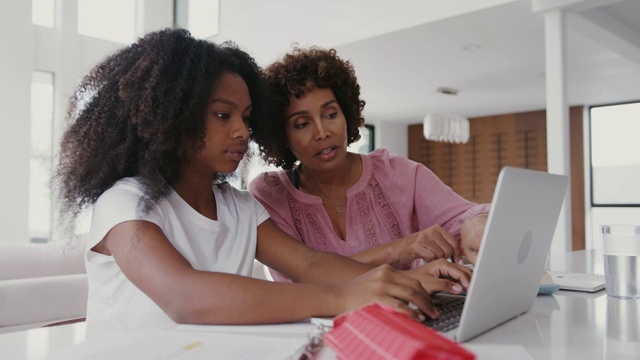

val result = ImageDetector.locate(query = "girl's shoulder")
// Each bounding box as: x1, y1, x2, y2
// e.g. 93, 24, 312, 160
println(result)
214, 182, 269, 221
90, 177, 158, 242
216, 181, 256, 203
97, 177, 145, 205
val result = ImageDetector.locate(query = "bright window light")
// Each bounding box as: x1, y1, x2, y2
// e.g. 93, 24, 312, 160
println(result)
349, 125, 375, 154
30, 71, 55, 243
176, 0, 219, 39
78, 0, 136, 44
32, 0, 55, 27
188, 0, 219, 38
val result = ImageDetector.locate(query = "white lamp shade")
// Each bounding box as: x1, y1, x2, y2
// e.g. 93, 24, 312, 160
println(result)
423, 113, 470, 143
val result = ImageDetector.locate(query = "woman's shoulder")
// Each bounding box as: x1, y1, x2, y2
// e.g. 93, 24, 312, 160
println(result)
247, 170, 289, 197
367, 148, 419, 172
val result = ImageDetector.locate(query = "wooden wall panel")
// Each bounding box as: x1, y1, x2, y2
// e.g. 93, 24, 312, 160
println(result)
407, 107, 585, 249
569, 107, 585, 250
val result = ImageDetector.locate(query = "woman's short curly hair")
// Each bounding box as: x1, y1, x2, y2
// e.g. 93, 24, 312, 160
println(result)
253, 47, 366, 170
55, 28, 267, 225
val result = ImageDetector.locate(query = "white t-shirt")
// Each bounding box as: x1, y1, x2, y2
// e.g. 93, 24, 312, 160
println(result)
85, 177, 270, 322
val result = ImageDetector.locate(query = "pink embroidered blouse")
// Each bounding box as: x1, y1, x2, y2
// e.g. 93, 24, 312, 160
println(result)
248, 148, 490, 282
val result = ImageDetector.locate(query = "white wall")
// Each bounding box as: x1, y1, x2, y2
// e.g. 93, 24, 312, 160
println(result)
373, 120, 408, 157
1, 1, 32, 243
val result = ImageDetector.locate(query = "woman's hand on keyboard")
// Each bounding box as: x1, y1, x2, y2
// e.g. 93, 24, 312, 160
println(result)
404, 259, 473, 295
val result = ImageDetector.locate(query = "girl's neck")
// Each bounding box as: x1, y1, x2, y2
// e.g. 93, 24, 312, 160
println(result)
174, 172, 218, 220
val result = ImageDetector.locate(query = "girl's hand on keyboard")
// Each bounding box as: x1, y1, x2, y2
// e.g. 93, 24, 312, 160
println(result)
404, 259, 473, 294
335, 264, 438, 321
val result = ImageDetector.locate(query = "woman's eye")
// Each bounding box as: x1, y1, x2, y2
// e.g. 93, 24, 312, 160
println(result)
326, 112, 338, 120
293, 120, 309, 129
242, 115, 251, 123
215, 112, 230, 120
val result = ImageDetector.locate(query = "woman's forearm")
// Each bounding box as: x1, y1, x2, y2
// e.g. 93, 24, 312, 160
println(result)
349, 240, 403, 266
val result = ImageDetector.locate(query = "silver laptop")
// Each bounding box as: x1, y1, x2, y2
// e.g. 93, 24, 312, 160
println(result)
312, 166, 569, 343
428, 166, 568, 342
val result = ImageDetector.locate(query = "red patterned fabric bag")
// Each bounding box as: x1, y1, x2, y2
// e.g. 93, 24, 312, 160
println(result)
324, 302, 475, 360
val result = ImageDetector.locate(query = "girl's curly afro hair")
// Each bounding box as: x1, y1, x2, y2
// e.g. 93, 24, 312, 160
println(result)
55, 28, 267, 228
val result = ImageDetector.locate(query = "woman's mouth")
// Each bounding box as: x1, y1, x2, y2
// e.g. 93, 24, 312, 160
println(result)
315, 146, 338, 159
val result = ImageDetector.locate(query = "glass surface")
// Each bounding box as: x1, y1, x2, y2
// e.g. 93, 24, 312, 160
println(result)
606, 297, 640, 343
601, 225, 640, 298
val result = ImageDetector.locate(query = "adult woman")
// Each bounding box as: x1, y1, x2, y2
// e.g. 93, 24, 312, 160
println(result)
55, 29, 470, 325
250, 47, 489, 282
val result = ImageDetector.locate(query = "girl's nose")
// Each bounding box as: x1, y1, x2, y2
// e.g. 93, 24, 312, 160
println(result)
234, 116, 250, 140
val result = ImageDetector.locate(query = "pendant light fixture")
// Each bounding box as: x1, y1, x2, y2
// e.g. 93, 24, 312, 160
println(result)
423, 87, 470, 144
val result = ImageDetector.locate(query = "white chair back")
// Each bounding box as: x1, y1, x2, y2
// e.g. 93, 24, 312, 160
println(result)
0, 236, 88, 331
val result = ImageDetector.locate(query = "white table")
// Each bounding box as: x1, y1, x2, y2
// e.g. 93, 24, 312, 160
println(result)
1, 250, 638, 359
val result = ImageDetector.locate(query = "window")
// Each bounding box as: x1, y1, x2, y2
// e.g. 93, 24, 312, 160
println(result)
32, 0, 55, 27
175, 0, 220, 39
590, 101, 640, 206
349, 124, 375, 154
227, 142, 278, 190
77, 0, 136, 44
30, 71, 55, 243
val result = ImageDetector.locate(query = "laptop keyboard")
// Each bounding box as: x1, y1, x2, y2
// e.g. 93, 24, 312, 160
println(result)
422, 296, 466, 332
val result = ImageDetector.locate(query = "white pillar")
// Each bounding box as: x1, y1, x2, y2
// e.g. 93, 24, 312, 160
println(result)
49, 0, 81, 242
138, 0, 174, 36
0, 1, 33, 243
544, 9, 572, 253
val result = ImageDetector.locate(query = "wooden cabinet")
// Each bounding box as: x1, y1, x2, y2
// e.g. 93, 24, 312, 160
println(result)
408, 107, 585, 249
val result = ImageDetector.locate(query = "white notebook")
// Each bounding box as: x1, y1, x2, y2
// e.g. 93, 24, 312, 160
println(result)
545, 271, 605, 292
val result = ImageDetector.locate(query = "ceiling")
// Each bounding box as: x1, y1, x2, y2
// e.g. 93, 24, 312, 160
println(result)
211, 0, 640, 124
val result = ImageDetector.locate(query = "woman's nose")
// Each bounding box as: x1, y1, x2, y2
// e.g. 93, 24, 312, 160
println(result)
312, 120, 329, 140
